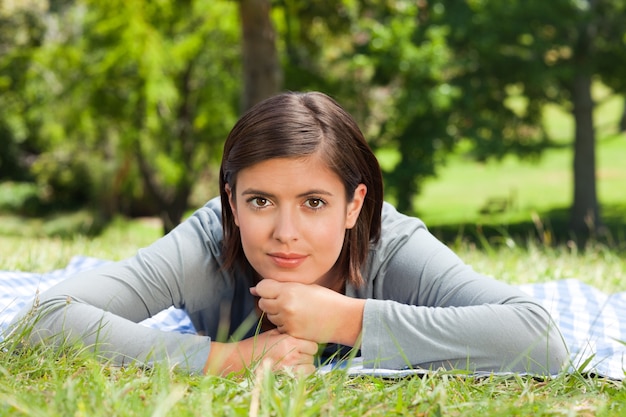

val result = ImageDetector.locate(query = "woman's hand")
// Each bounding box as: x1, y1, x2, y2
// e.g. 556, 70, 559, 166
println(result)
204, 329, 318, 376
250, 280, 366, 346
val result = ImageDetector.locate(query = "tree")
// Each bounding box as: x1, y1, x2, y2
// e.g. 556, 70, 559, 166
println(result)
0, 1, 47, 181
36, 0, 241, 232
354, 3, 458, 213
239, 0, 281, 111
421, 0, 626, 235
273, 1, 458, 213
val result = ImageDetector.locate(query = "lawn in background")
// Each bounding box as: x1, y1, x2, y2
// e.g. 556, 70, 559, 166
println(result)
414, 132, 626, 241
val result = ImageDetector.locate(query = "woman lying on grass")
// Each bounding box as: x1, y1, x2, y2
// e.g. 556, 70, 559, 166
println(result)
11, 91, 568, 376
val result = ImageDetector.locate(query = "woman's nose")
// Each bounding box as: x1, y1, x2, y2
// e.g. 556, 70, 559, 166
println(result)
272, 209, 299, 242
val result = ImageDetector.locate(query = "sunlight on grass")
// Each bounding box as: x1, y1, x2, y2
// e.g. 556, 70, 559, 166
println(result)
0, 217, 160, 272
452, 239, 626, 292
416, 132, 626, 231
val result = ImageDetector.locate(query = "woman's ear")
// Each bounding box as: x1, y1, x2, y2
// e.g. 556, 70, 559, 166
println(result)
224, 184, 239, 226
345, 183, 367, 229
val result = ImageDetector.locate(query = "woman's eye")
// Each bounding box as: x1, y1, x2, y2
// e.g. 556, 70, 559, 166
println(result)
250, 197, 269, 208
305, 198, 325, 209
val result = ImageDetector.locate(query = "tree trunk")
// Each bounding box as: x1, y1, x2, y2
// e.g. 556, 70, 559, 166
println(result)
569, 71, 601, 235
134, 136, 193, 235
239, 0, 281, 112
569, 0, 602, 237
158, 183, 192, 235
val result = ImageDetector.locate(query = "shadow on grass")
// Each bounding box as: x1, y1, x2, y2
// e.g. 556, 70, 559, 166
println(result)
0, 182, 108, 238
425, 203, 626, 252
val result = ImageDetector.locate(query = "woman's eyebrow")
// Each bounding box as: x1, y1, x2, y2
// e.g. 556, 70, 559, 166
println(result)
240, 188, 275, 198
240, 188, 334, 198
296, 189, 334, 198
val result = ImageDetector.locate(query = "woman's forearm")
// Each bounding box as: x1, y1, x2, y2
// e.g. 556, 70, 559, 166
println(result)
330, 296, 366, 347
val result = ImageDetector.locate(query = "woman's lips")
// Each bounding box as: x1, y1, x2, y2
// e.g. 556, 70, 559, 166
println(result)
268, 253, 307, 268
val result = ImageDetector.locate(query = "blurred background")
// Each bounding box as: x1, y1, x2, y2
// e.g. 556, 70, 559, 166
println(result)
1, 0, 625, 246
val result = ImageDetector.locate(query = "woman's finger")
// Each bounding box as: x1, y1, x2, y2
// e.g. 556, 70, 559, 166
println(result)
301, 342, 319, 356
266, 312, 283, 327
251, 279, 281, 299
257, 297, 279, 314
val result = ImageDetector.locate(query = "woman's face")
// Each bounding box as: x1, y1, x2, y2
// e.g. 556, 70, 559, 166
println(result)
226, 155, 366, 288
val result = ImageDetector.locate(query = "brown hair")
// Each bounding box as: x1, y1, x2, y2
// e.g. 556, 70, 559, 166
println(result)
219, 91, 383, 287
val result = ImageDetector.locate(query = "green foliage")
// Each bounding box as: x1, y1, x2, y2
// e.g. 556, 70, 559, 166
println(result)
274, 1, 462, 213
2, 0, 625, 232
428, 0, 626, 233
426, 0, 626, 146
30, 150, 92, 208
0, 2, 47, 181
358, 5, 460, 213
53, 0, 241, 230
1, 0, 241, 231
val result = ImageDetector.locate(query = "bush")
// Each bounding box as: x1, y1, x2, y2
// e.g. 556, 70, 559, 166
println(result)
30, 150, 93, 210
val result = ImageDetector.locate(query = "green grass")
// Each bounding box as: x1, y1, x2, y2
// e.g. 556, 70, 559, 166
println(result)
416, 132, 626, 223
413, 131, 626, 250
1, 329, 625, 416
0, 217, 160, 272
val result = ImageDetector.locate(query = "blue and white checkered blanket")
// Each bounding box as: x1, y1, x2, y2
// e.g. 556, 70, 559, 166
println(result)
1, 256, 624, 379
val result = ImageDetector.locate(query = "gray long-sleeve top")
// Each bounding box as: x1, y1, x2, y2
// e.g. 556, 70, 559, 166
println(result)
13, 198, 568, 374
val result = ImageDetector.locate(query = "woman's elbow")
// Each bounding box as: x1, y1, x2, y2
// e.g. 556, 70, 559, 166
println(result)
522, 304, 569, 375
8, 295, 74, 345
